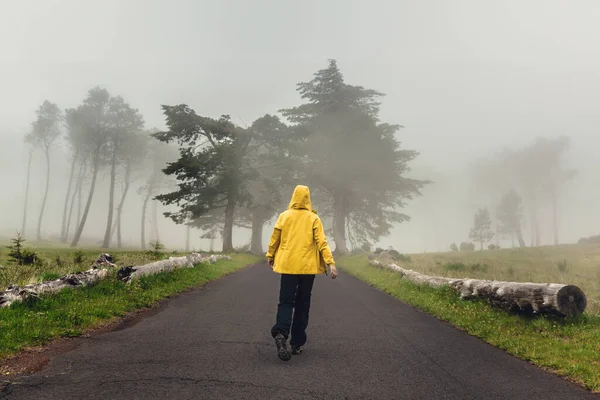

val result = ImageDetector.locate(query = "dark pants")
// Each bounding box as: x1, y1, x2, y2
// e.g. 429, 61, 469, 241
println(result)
271, 274, 316, 348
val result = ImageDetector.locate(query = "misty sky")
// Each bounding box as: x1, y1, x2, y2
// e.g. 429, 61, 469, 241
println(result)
2, 0, 600, 252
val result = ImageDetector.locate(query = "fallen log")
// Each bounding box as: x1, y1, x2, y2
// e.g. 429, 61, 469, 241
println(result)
0, 253, 231, 308
118, 253, 231, 282
370, 259, 587, 317
0, 267, 114, 309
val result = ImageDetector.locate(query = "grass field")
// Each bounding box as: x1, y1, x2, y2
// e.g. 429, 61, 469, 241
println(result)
0, 247, 258, 361
384, 244, 600, 315
340, 244, 600, 391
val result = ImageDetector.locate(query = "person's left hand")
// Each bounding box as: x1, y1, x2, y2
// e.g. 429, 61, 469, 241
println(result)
268, 259, 274, 268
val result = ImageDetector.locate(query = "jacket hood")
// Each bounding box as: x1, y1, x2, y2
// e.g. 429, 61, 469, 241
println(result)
288, 185, 313, 211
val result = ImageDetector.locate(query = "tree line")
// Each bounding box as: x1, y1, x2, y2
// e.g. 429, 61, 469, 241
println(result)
454, 136, 575, 251
21, 89, 178, 250
20, 60, 427, 254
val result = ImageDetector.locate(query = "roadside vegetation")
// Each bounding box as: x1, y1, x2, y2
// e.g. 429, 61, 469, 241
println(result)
0, 250, 257, 360
341, 250, 600, 391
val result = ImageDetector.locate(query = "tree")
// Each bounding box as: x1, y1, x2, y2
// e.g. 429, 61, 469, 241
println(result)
111, 130, 147, 248
138, 135, 178, 250
496, 189, 526, 248
469, 208, 494, 251
70, 87, 112, 247
280, 60, 427, 254
101, 96, 144, 248
242, 114, 295, 254
153, 106, 253, 252
21, 132, 39, 238
30, 101, 62, 241
60, 107, 90, 243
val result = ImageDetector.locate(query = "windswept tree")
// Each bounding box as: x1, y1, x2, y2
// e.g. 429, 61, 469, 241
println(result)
153, 106, 253, 252
281, 60, 427, 253
469, 208, 494, 251
21, 132, 39, 237
242, 114, 296, 254
138, 135, 178, 250
30, 101, 63, 240
70, 87, 112, 247
101, 97, 144, 248
60, 107, 90, 243
110, 130, 148, 248
496, 189, 526, 247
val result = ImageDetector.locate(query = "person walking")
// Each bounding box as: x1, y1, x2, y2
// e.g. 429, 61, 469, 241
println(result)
266, 185, 337, 361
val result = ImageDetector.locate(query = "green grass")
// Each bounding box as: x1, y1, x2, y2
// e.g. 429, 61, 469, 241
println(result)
340, 254, 600, 392
0, 253, 257, 360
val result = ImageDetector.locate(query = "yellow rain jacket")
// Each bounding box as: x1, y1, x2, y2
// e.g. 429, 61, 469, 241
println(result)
266, 185, 335, 275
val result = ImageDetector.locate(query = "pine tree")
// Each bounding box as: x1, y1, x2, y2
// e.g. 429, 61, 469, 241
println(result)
281, 60, 428, 253
153, 106, 253, 252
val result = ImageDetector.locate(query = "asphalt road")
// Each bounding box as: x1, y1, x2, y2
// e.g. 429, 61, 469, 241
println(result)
1, 263, 596, 399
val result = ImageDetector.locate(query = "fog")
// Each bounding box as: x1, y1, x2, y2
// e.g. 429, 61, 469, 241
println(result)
2, 0, 600, 253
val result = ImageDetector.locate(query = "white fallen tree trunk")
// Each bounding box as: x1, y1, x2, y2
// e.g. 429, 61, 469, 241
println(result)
0, 253, 231, 308
0, 254, 117, 308
118, 253, 231, 283
370, 259, 587, 317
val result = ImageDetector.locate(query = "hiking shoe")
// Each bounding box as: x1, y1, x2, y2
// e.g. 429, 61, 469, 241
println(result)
291, 346, 303, 355
275, 334, 291, 361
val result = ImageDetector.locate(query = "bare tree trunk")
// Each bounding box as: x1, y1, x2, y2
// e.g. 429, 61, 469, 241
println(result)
209, 235, 215, 252
21, 149, 34, 238
516, 225, 525, 248
141, 186, 153, 250
115, 165, 132, 248
36, 148, 51, 241
250, 208, 265, 254
71, 150, 101, 247
109, 217, 118, 241
102, 147, 118, 248
76, 162, 85, 228
152, 201, 160, 243
60, 153, 78, 243
185, 224, 191, 252
333, 194, 349, 255
66, 160, 85, 243
552, 194, 559, 246
222, 199, 235, 252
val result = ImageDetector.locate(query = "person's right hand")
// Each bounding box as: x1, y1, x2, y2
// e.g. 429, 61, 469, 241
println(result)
329, 265, 338, 279
268, 259, 274, 268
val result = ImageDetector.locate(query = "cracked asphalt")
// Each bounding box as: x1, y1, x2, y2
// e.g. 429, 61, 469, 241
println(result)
1, 263, 596, 399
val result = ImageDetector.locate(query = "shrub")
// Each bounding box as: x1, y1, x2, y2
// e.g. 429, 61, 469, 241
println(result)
450, 243, 459, 252
445, 262, 466, 271
578, 234, 600, 244
459, 242, 475, 252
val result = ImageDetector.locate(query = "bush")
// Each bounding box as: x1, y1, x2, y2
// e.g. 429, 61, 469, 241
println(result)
578, 235, 600, 244
360, 243, 372, 253
459, 242, 475, 252
445, 262, 466, 271
488, 244, 500, 250
147, 240, 165, 259
450, 243, 459, 252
